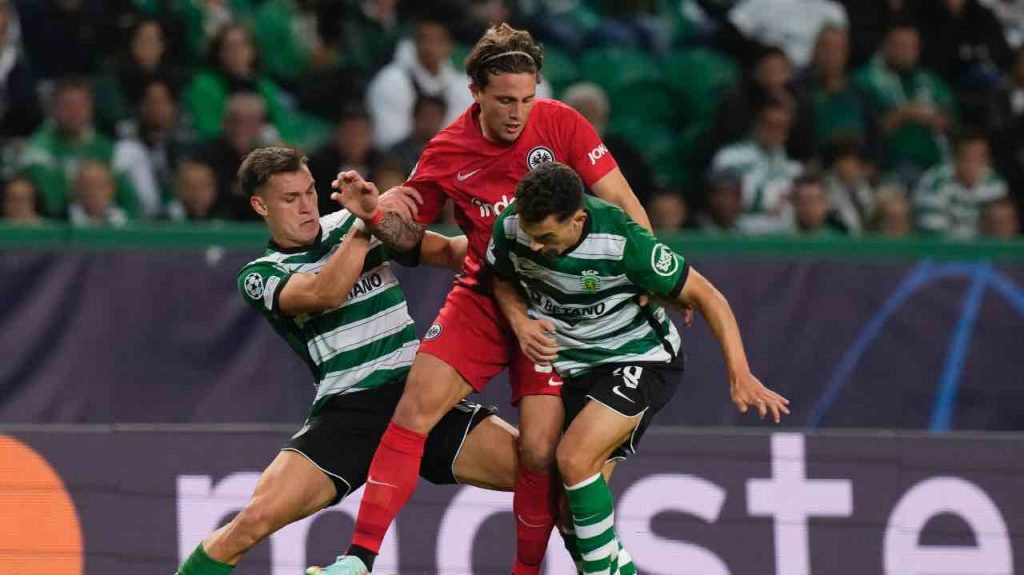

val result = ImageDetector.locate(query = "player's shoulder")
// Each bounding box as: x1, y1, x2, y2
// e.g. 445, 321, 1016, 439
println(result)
531, 98, 584, 126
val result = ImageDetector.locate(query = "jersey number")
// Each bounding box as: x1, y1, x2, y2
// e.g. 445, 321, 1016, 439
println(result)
613, 366, 644, 389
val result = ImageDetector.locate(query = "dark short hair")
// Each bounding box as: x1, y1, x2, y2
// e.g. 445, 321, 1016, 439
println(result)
952, 127, 989, 154
792, 172, 825, 195
237, 146, 308, 197
465, 23, 544, 90
515, 162, 583, 224
0, 174, 46, 215
823, 135, 866, 167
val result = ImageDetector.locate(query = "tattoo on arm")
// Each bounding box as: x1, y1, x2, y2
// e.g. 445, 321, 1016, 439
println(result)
369, 211, 426, 252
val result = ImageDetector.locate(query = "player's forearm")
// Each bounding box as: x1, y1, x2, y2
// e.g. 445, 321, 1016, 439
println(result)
493, 277, 532, 330
313, 222, 373, 308
681, 278, 752, 379
368, 211, 426, 252
613, 192, 653, 232
592, 170, 653, 232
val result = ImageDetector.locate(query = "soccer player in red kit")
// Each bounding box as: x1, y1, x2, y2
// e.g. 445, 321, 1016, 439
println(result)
315, 23, 652, 575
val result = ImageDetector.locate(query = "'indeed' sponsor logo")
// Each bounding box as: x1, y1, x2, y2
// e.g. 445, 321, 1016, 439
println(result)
471, 194, 514, 218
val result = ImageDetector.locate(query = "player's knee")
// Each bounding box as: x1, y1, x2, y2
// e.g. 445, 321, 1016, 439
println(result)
519, 433, 557, 473
556, 442, 598, 485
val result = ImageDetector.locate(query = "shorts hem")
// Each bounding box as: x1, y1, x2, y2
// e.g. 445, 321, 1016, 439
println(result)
281, 447, 352, 505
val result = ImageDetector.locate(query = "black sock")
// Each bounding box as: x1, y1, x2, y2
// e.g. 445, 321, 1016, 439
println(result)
346, 544, 376, 571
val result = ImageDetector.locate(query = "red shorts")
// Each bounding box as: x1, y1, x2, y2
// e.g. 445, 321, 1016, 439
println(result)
417, 283, 563, 405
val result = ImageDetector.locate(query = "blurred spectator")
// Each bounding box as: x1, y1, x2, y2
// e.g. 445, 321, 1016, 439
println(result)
0, 1, 42, 138
648, 190, 688, 232
978, 0, 1024, 49
790, 173, 836, 236
914, 130, 1007, 238
68, 161, 128, 227
196, 92, 270, 221
309, 106, 379, 216
696, 171, 745, 234
711, 100, 803, 233
166, 161, 218, 222
253, 0, 335, 86
374, 155, 409, 192
838, 0, 916, 68
562, 82, 656, 204
94, 18, 186, 136
991, 49, 1024, 223
169, 0, 254, 66
712, 46, 816, 161
980, 197, 1020, 239
184, 23, 326, 148
114, 80, 195, 211
17, 0, 136, 79
801, 26, 873, 154
20, 78, 139, 219
0, 176, 45, 224
823, 136, 876, 234
855, 21, 954, 183
872, 186, 912, 237
387, 95, 447, 176
918, 0, 1012, 91
320, 0, 403, 74
366, 18, 465, 150
728, 0, 848, 68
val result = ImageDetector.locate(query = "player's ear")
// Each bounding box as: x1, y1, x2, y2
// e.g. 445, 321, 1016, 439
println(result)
572, 209, 587, 227
251, 193, 268, 217
470, 82, 482, 103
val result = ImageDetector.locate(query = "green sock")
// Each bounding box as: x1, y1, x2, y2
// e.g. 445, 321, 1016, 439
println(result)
616, 545, 637, 575
565, 473, 622, 575
176, 543, 234, 575
559, 525, 584, 574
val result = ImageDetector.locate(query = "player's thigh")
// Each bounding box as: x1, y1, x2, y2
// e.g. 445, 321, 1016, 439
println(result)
419, 400, 515, 490
558, 402, 640, 485
517, 394, 564, 471
245, 450, 337, 527
507, 341, 564, 406
451, 415, 520, 491
395, 353, 477, 433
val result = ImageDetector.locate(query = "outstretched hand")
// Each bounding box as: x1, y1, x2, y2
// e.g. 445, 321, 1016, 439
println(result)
330, 170, 379, 220
730, 373, 790, 424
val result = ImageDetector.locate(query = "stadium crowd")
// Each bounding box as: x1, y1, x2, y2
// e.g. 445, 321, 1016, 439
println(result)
0, 0, 1021, 240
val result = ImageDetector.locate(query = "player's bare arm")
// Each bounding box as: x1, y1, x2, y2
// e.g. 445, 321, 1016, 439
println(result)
276, 221, 372, 316
677, 267, 791, 423
591, 167, 653, 232
419, 232, 468, 270
332, 170, 427, 252
492, 277, 558, 364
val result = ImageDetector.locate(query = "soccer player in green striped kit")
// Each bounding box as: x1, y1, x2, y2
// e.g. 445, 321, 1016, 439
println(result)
487, 161, 791, 574
176, 147, 522, 575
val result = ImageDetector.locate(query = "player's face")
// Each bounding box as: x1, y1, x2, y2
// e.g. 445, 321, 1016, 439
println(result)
473, 72, 538, 144
252, 166, 320, 248
520, 210, 587, 259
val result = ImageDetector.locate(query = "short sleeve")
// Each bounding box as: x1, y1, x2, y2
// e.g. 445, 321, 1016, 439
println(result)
621, 218, 689, 298
485, 213, 517, 281
237, 262, 293, 316
406, 150, 448, 225
555, 104, 618, 187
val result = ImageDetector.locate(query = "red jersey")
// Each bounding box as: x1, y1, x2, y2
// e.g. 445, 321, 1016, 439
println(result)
407, 98, 618, 289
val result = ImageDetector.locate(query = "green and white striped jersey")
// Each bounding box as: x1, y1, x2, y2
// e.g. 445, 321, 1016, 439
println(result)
487, 195, 688, 378
913, 163, 1007, 239
237, 209, 418, 415
710, 139, 802, 234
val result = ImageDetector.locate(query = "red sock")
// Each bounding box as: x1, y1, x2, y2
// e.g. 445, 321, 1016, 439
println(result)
351, 422, 426, 553
511, 468, 557, 574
